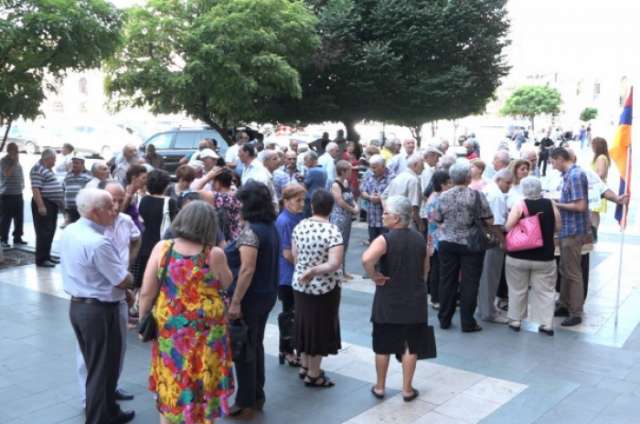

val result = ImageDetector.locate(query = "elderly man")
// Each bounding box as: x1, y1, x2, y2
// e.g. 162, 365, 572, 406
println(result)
240, 144, 278, 210
419, 146, 444, 227
0, 142, 26, 248
360, 154, 394, 241
225, 131, 250, 174
485, 149, 511, 180
85, 161, 110, 189
30, 149, 64, 267
388, 138, 417, 174
61, 188, 135, 424
383, 154, 424, 232
521, 148, 540, 177
112, 144, 140, 187
63, 156, 92, 223
179, 138, 215, 165
75, 182, 140, 411
318, 141, 340, 188
273, 151, 302, 201
380, 138, 401, 162
477, 169, 513, 323
189, 148, 220, 191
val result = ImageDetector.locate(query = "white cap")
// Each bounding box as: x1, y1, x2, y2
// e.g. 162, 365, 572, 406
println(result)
198, 148, 219, 160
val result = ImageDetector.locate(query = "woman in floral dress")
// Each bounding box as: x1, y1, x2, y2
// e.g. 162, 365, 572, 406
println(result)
329, 160, 359, 278
139, 201, 234, 424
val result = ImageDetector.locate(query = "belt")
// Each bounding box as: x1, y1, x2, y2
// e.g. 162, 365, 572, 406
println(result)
71, 296, 119, 306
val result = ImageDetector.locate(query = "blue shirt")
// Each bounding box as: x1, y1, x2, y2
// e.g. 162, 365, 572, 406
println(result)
60, 217, 128, 302
304, 166, 327, 200
559, 165, 590, 239
276, 209, 303, 286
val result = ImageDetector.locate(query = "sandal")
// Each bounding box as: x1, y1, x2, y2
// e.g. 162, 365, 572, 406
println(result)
298, 367, 308, 380
403, 388, 419, 402
370, 386, 385, 399
279, 353, 301, 367
304, 371, 335, 388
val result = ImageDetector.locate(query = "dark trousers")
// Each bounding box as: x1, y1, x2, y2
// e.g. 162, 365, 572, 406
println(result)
438, 241, 485, 330
66, 207, 80, 223
0, 193, 23, 242
428, 250, 440, 304
538, 155, 549, 176
368, 226, 387, 242
31, 198, 58, 264
235, 295, 276, 408
555, 254, 590, 300
70, 301, 122, 424
278, 286, 295, 354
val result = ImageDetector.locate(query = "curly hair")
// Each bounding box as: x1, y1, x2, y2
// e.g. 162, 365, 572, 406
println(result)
236, 180, 276, 223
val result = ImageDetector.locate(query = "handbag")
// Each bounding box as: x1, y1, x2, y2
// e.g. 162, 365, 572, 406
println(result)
467, 190, 500, 252
138, 241, 173, 342
506, 200, 544, 252
229, 319, 255, 363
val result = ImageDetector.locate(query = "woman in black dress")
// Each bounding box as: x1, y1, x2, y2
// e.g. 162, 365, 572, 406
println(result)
362, 195, 434, 402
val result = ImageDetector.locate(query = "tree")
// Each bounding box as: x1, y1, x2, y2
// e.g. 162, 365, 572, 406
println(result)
580, 107, 598, 122
500, 85, 562, 132
105, 0, 319, 137
0, 0, 122, 150
262, 0, 511, 143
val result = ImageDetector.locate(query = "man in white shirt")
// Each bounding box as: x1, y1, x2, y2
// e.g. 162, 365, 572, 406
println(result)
388, 138, 417, 174
484, 149, 511, 180
478, 169, 513, 323
225, 131, 249, 174
383, 154, 424, 231
240, 144, 279, 210
419, 145, 443, 224
318, 142, 339, 188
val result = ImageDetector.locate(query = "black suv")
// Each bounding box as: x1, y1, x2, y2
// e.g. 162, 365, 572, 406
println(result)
141, 127, 230, 175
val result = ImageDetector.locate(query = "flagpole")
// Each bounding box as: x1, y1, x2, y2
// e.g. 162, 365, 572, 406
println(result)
614, 225, 624, 327
614, 139, 632, 328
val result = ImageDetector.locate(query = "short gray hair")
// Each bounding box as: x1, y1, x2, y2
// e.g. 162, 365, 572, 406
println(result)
494, 150, 510, 166
326, 142, 339, 152
369, 154, 385, 166
494, 169, 513, 182
76, 188, 112, 217
41, 149, 56, 160
521, 176, 542, 199
171, 200, 218, 245
385, 196, 412, 226
304, 150, 318, 162
449, 161, 471, 185
91, 160, 107, 174
437, 155, 456, 171
407, 154, 423, 167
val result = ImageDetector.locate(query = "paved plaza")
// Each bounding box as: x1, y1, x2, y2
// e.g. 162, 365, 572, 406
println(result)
2, 222, 640, 424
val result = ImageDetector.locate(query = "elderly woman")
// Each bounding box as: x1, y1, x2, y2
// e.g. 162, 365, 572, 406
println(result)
139, 201, 234, 424
362, 196, 433, 402
292, 189, 344, 387
227, 181, 280, 418
275, 184, 306, 367
434, 161, 493, 332
330, 160, 359, 278
504, 177, 560, 335
507, 159, 530, 209
425, 171, 452, 310
469, 159, 488, 191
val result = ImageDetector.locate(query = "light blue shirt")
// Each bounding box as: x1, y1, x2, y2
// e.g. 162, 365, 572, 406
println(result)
61, 217, 128, 302
318, 152, 336, 188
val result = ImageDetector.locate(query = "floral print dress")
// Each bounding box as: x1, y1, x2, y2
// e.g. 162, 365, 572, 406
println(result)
149, 241, 234, 424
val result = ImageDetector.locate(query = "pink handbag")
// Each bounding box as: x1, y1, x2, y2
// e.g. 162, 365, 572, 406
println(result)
505, 200, 544, 252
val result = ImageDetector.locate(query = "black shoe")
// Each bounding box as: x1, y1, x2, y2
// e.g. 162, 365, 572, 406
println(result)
439, 321, 451, 330
508, 323, 521, 332
115, 389, 134, 401
554, 306, 569, 317
462, 325, 483, 333
539, 326, 554, 336
110, 410, 135, 424
13, 239, 27, 246
255, 398, 265, 411
561, 316, 582, 327
36, 260, 56, 268
48, 257, 60, 264
1, 241, 10, 249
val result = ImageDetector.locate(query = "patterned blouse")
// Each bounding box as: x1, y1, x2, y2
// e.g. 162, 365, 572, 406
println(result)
292, 219, 343, 295
213, 191, 241, 240
434, 186, 493, 245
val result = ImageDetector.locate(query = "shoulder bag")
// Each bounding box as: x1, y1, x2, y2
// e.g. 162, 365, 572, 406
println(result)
138, 240, 173, 342
467, 190, 500, 252
505, 200, 543, 252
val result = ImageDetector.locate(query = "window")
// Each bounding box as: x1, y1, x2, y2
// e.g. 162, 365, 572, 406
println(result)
147, 133, 173, 149
203, 130, 229, 156
174, 132, 202, 149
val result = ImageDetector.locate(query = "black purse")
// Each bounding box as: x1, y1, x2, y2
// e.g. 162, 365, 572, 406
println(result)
229, 319, 254, 363
467, 190, 500, 252
138, 241, 173, 342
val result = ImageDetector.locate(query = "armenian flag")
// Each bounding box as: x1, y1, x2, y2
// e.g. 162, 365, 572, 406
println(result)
609, 87, 633, 228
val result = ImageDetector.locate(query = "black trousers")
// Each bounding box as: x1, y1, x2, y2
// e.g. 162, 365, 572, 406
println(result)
278, 286, 295, 354
31, 198, 58, 264
66, 207, 80, 223
538, 154, 549, 176
0, 193, 23, 242
70, 301, 122, 424
428, 250, 440, 304
438, 241, 485, 330
234, 295, 276, 408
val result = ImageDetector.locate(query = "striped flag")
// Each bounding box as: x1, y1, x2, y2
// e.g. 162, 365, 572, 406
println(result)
609, 87, 633, 228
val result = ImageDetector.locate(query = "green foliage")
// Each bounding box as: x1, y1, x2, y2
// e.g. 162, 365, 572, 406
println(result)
105, 0, 319, 130
262, 0, 511, 138
500, 85, 562, 121
580, 107, 598, 122
0, 0, 122, 131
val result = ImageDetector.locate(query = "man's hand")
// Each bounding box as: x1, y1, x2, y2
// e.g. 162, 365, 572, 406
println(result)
38, 205, 47, 216
371, 272, 390, 286
228, 302, 242, 320
618, 194, 630, 206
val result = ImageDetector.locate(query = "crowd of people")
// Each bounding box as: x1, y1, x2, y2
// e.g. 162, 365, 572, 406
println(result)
0, 127, 629, 423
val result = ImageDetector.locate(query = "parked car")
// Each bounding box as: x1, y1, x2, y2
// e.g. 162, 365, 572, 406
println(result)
140, 127, 230, 175
0, 124, 66, 154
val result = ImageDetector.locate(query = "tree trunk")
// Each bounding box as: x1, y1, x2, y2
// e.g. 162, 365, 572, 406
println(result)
343, 119, 361, 143
430, 121, 438, 138
0, 117, 13, 152
530, 115, 535, 133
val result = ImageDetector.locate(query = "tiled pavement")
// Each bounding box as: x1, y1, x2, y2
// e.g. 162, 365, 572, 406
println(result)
3, 224, 640, 423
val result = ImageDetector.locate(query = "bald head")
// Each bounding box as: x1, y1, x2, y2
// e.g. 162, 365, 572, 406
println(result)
493, 150, 510, 171
104, 182, 125, 212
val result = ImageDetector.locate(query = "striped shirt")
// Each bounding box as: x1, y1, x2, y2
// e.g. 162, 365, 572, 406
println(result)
63, 170, 92, 209
0, 156, 25, 195
30, 161, 64, 204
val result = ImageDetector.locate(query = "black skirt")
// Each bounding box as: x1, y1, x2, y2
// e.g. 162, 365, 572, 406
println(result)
294, 287, 341, 356
372, 323, 437, 360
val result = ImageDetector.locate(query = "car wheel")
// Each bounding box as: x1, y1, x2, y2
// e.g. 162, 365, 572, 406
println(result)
24, 141, 38, 155
100, 145, 113, 160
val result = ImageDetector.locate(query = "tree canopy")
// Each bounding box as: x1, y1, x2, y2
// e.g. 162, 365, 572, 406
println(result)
105, 0, 319, 135
500, 85, 562, 131
0, 0, 122, 148
580, 107, 598, 122
262, 0, 511, 142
